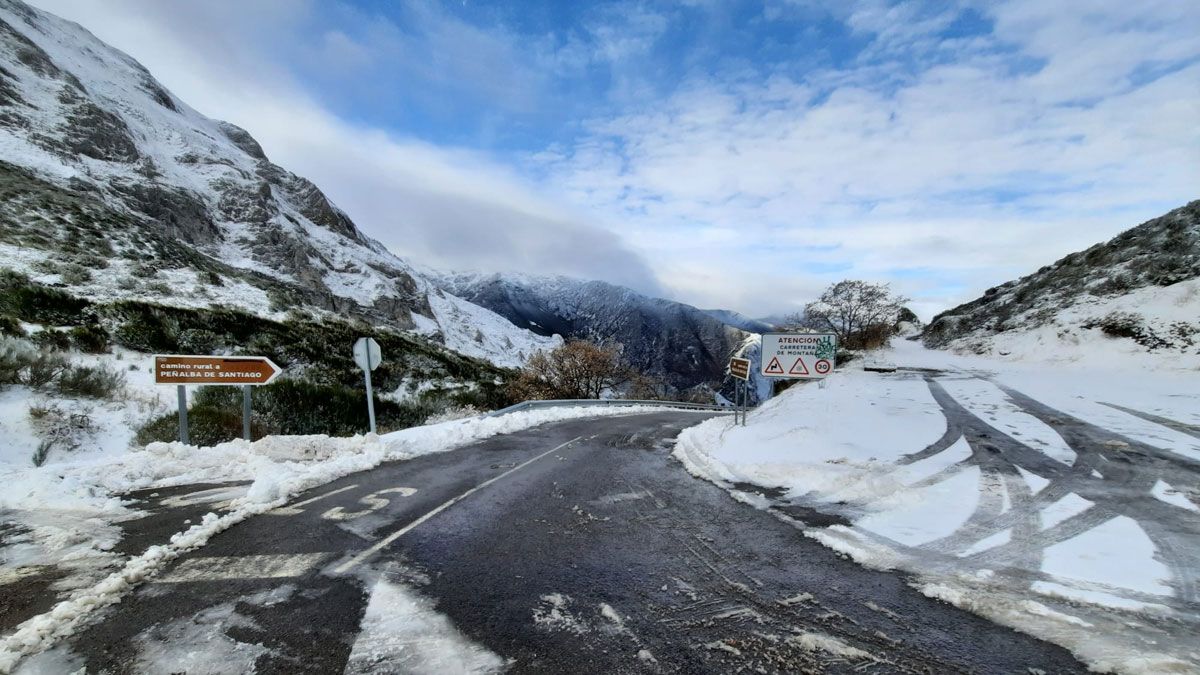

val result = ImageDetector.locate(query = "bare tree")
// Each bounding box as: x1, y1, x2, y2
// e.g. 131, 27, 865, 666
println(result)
508, 340, 629, 401
802, 280, 909, 349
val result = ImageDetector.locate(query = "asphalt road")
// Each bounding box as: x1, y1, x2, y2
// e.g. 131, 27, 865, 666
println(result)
35, 411, 1087, 673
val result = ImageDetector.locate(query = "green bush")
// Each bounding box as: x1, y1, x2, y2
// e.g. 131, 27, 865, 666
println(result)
33, 329, 71, 351
135, 378, 437, 446
0, 315, 23, 337
0, 270, 91, 326
176, 328, 220, 354
60, 264, 92, 285
135, 405, 264, 448
69, 323, 110, 353
55, 364, 125, 399
111, 305, 179, 352
0, 340, 69, 388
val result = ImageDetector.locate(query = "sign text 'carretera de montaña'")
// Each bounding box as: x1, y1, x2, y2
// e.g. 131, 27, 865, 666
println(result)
760, 333, 837, 379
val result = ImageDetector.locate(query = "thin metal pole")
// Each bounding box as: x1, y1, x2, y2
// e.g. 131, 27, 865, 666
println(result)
734, 379, 744, 425
242, 385, 252, 441
177, 385, 189, 445
364, 368, 377, 435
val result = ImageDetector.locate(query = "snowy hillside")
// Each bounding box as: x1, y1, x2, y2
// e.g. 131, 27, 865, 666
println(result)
0, 0, 552, 368
676, 340, 1200, 672
437, 271, 748, 392
924, 201, 1199, 369
700, 309, 774, 334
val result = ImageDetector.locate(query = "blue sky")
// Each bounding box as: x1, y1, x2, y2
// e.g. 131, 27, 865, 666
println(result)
33, 0, 1200, 318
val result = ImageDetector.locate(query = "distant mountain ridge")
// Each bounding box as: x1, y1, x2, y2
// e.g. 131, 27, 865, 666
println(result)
700, 309, 775, 334
0, 0, 555, 368
923, 201, 1200, 362
437, 272, 750, 392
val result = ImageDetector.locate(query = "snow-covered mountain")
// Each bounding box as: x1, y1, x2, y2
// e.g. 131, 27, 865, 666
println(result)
0, 0, 556, 369
437, 272, 749, 391
700, 309, 775, 334
924, 201, 1199, 367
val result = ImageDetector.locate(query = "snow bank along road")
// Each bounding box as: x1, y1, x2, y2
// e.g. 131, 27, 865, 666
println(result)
3, 412, 1088, 673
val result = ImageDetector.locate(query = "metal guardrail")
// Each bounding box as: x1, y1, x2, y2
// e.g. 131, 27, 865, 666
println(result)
485, 398, 732, 418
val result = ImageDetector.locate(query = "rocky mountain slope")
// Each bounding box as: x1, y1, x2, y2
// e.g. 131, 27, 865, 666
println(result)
924, 201, 1199, 366
0, 0, 555, 369
437, 272, 749, 392
700, 309, 775, 334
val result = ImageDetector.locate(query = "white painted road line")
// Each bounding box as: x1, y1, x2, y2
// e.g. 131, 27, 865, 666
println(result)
334, 436, 587, 574
322, 487, 418, 521
157, 553, 330, 583
0, 566, 50, 586
269, 484, 360, 516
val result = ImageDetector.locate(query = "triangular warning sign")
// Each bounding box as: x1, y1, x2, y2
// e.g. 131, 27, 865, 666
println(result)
789, 357, 810, 375
764, 356, 784, 374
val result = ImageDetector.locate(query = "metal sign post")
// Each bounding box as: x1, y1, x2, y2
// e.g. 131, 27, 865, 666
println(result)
177, 385, 189, 445
353, 337, 383, 435
242, 385, 252, 441
154, 355, 282, 445
729, 356, 751, 425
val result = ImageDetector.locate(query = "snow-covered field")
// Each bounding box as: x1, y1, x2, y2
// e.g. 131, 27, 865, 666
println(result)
676, 339, 1200, 673
0, 404, 681, 670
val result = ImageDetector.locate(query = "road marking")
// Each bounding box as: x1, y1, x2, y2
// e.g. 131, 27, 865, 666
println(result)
157, 553, 330, 583
269, 484, 360, 516
160, 485, 248, 510
323, 487, 418, 521
334, 436, 586, 574
0, 565, 51, 586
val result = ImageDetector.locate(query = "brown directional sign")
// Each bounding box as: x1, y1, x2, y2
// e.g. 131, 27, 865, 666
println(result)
154, 355, 282, 386
729, 357, 751, 381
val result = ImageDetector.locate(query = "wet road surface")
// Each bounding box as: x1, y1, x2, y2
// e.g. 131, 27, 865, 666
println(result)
17, 410, 1091, 674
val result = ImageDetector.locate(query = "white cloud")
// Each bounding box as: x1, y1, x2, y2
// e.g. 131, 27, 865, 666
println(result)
23, 0, 1200, 320
531, 2, 1200, 316
29, 0, 663, 294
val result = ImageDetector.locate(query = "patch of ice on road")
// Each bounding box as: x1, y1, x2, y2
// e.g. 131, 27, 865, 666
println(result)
704, 640, 741, 656
802, 526, 903, 571
593, 491, 648, 505
1038, 493, 1093, 530
10, 646, 83, 675
777, 592, 813, 606
133, 602, 268, 675
598, 603, 628, 633
1016, 466, 1050, 495
1041, 516, 1173, 598
532, 593, 589, 635
855, 466, 981, 547
959, 528, 1011, 557
787, 632, 874, 660
939, 378, 1076, 465
344, 577, 505, 675
1151, 480, 1199, 513
895, 437, 971, 486
1030, 581, 1170, 613
1020, 600, 1093, 627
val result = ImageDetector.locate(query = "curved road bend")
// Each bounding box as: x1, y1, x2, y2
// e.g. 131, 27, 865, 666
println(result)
55, 411, 1085, 673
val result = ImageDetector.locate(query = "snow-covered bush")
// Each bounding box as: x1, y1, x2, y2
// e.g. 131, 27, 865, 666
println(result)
68, 323, 110, 353
54, 363, 126, 399
424, 405, 481, 424
0, 338, 69, 388
28, 403, 97, 466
